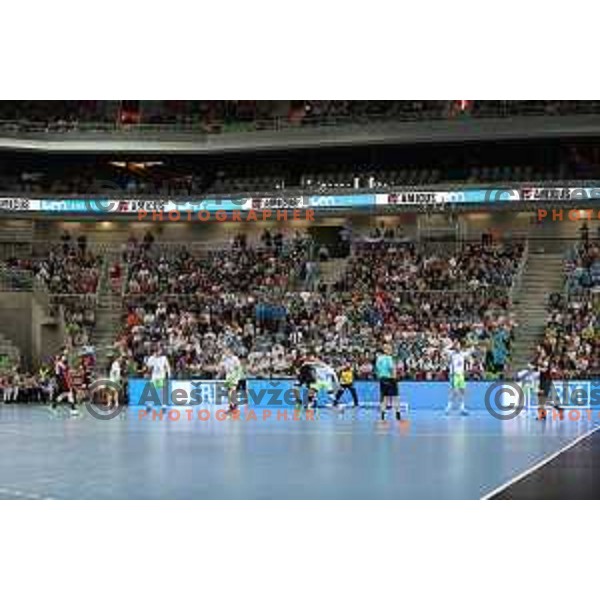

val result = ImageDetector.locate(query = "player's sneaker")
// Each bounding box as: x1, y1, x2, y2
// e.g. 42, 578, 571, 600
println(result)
460, 409, 469, 416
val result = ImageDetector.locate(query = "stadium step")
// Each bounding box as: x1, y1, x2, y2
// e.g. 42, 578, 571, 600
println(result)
89, 248, 124, 373
318, 256, 350, 287
507, 249, 567, 371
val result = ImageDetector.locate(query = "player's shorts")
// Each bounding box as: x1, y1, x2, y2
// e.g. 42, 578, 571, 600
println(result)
379, 378, 398, 398
57, 377, 71, 395
521, 382, 534, 396
151, 377, 166, 390
296, 373, 317, 386
225, 376, 246, 391
450, 373, 466, 390
296, 374, 315, 388
311, 380, 331, 393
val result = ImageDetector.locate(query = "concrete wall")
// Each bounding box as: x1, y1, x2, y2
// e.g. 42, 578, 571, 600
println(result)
3, 114, 600, 154
34, 209, 591, 243
32, 218, 314, 246
0, 292, 63, 370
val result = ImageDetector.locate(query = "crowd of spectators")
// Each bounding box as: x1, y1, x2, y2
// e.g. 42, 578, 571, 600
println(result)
0, 367, 54, 403
0, 236, 100, 359
0, 101, 115, 132
566, 241, 600, 292
113, 238, 520, 380
0, 160, 581, 197
531, 240, 599, 380
468, 100, 600, 118
0, 351, 98, 405
3, 101, 599, 133
0, 258, 32, 290
123, 230, 312, 297
30, 234, 100, 295
0, 352, 57, 406
3, 110, 597, 197
115, 288, 516, 381
338, 240, 524, 293
290, 101, 451, 124
59, 296, 96, 354
0, 230, 525, 385
534, 294, 599, 380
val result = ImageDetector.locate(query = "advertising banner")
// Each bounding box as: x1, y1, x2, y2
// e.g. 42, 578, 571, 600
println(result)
520, 187, 600, 201
1, 187, 597, 214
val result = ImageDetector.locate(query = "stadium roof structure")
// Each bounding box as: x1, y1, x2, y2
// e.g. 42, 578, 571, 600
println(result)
2, 114, 600, 154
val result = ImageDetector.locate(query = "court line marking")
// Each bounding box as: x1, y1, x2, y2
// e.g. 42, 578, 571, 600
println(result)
480, 423, 600, 500
0, 486, 54, 500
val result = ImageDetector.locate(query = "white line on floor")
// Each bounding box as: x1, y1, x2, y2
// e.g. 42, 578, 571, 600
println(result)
480, 424, 600, 500
0, 487, 53, 500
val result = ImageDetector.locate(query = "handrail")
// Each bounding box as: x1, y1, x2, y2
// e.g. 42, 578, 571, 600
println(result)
3, 179, 600, 203
564, 240, 600, 300
120, 287, 513, 299
0, 237, 527, 256
2, 101, 600, 135
48, 293, 98, 300
0, 266, 33, 291
509, 238, 529, 306
564, 240, 582, 298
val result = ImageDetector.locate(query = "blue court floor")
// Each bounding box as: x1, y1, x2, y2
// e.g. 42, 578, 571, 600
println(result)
0, 405, 597, 499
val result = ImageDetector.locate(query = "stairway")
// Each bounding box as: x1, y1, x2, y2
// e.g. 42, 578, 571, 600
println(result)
91, 249, 124, 374
508, 248, 566, 371
318, 257, 350, 288
0, 220, 34, 248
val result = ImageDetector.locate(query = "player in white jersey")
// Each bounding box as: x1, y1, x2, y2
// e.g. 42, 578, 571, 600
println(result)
312, 360, 339, 409
218, 348, 245, 413
294, 353, 339, 411
145, 347, 171, 409
444, 341, 474, 416
106, 356, 123, 410
516, 363, 539, 415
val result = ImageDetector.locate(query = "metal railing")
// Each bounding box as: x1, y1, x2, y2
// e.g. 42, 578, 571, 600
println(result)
3, 178, 600, 203
509, 239, 529, 306
2, 101, 600, 137
0, 267, 33, 291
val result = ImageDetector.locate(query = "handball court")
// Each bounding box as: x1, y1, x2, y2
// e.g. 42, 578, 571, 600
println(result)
0, 404, 598, 500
